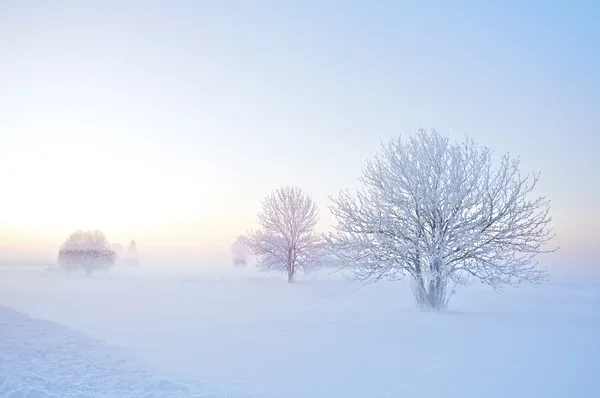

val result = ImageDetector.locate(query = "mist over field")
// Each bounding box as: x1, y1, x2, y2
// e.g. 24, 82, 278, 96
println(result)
0, 255, 599, 397
2, 1, 600, 397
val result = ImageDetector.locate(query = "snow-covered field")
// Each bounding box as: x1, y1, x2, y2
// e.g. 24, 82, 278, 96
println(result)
1, 262, 599, 397
0, 305, 213, 397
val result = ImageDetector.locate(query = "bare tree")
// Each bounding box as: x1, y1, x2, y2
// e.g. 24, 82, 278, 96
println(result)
231, 235, 250, 266
328, 128, 556, 310
247, 186, 323, 283
58, 230, 117, 275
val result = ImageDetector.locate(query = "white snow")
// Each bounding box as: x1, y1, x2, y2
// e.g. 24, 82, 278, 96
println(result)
1, 263, 599, 397
0, 306, 218, 397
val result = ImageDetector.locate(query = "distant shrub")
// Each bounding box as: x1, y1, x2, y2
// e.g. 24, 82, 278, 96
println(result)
231, 235, 250, 267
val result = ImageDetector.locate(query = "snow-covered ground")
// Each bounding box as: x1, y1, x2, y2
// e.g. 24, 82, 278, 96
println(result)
0, 305, 216, 397
1, 263, 599, 397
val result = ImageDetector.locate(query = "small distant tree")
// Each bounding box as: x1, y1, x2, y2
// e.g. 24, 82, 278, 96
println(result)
128, 239, 137, 255
58, 230, 117, 275
127, 239, 139, 265
328, 128, 556, 310
231, 235, 250, 266
247, 186, 324, 283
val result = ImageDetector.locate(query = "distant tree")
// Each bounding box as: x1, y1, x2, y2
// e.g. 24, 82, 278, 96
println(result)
231, 235, 250, 266
127, 239, 139, 265
247, 186, 324, 283
328, 128, 556, 310
58, 230, 117, 275
128, 239, 137, 255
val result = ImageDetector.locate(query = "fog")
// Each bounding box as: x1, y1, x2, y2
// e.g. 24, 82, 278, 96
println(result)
1, 253, 599, 397
2, 1, 599, 396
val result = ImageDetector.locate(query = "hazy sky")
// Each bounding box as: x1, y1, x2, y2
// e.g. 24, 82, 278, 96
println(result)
1, 1, 598, 261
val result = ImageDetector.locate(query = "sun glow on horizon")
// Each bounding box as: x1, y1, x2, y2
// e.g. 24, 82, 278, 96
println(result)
0, 136, 236, 247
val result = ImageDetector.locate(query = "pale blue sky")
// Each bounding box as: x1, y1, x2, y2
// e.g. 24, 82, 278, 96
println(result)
0, 1, 598, 261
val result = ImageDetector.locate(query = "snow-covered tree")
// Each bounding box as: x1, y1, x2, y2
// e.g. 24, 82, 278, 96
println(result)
58, 230, 117, 275
328, 128, 556, 310
127, 239, 139, 265
231, 235, 250, 266
247, 186, 324, 283
128, 239, 137, 255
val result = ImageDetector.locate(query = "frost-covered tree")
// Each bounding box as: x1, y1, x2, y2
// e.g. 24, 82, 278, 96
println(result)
328, 128, 556, 310
127, 239, 139, 265
231, 235, 250, 266
247, 186, 324, 283
128, 239, 137, 255
58, 230, 117, 275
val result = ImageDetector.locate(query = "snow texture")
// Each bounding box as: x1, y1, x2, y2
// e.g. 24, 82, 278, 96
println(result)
0, 305, 219, 397
1, 263, 600, 397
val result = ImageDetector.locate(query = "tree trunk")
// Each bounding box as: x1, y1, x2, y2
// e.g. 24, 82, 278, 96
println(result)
287, 262, 295, 283
413, 275, 447, 311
